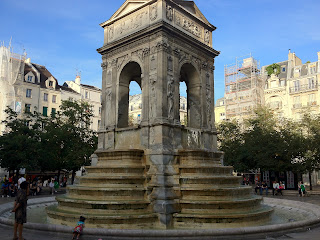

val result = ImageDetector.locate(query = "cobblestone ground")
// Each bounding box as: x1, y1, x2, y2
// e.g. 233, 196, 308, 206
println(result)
0, 189, 320, 240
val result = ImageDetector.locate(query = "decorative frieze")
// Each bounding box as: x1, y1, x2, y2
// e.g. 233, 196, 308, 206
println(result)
175, 12, 202, 38
150, 3, 158, 21
204, 29, 210, 44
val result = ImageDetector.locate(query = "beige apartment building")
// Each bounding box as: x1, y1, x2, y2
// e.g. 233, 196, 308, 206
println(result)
214, 97, 225, 123
217, 50, 320, 122
64, 76, 102, 131
263, 50, 320, 120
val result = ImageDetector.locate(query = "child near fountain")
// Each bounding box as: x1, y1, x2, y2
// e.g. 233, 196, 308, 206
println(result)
72, 216, 86, 240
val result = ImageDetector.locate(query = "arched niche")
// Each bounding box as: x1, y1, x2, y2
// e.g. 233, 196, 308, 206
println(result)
179, 63, 201, 128
117, 61, 142, 128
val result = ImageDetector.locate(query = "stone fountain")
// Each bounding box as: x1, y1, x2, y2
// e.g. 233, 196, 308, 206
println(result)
47, 0, 273, 229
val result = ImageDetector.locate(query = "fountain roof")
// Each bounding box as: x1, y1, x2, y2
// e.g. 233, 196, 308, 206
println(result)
100, 0, 215, 30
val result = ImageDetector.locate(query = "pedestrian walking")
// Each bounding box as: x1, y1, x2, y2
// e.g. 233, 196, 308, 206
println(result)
12, 181, 29, 240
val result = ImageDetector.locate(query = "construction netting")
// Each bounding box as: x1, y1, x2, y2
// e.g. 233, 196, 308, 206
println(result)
0, 43, 25, 133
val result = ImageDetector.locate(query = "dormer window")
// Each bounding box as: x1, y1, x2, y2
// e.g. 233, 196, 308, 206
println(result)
27, 76, 33, 82
49, 81, 54, 87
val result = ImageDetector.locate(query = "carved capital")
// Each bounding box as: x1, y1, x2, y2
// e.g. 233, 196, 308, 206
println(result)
101, 62, 108, 70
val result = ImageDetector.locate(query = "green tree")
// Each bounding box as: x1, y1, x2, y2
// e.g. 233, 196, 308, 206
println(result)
0, 100, 97, 183
296, 112, 320, 190
40, 100, 97, 183
0, 108, 42, 173
217, 106, 300, 174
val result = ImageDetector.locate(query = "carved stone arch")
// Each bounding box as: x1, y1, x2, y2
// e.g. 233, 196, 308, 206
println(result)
117, 54, 144, 75
117, 60, 143, 128
265, 94, 284, 110
178, 59, 202, 78
178, 60, 202, 128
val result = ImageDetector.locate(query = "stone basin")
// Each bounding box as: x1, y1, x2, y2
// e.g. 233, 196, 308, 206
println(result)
1, 197, 320, 239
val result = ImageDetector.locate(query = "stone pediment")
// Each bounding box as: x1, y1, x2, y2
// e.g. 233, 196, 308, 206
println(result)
108, 0, 150, 22
173, 0, 212, 27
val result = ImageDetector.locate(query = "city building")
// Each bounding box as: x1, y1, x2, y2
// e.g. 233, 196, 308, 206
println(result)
263, 50, 320, 120
64, 76, 102, 131
216, 50, 320, 187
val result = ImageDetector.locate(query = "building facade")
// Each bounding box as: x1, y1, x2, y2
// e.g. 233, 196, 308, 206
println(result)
64, 76, 102, 131
216, 50, 320, 186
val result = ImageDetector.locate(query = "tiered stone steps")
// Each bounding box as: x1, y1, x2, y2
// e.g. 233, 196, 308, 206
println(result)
47, 150, 157, 229
174, 150, 273, 228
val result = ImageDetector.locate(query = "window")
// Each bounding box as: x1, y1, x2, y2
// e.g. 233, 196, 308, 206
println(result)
52, 95, 57, 103
68, 97, 73, 101
308, 77, 315, 89
26, 89, 32, 98
25, 104, 31, 113
51, 108, 56, 117
294, 67, 301, 78
293, 80, 300, 92
43, 107, 48, 117
99, 107, 102, 115
44, 93, 48, 102
270, 81, 277, 88
310, 66, 316, 75
85, 91, 89, 99
27, 76, 33, 82
49, 81, 53, 87
280, 79, 285, 87
282, 67, 286, 72
293, 96, 301, 108
183, 103, 186, 109
308, 94, 316, 106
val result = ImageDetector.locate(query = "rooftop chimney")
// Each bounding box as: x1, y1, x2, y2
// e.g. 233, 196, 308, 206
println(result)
75, 75, 81, 85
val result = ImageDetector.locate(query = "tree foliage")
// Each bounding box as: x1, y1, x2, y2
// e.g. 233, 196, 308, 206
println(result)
266, 63, 281, 76
0, 100, 97, 178
217, 106, 308, 174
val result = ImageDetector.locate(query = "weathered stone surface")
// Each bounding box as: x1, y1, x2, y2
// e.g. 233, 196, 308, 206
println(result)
48, 0, 272, 230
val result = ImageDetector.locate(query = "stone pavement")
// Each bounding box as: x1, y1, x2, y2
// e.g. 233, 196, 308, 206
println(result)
0, 188, 320, 240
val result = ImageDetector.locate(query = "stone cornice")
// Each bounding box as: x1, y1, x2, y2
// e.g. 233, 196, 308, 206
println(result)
97, 21, 220, 58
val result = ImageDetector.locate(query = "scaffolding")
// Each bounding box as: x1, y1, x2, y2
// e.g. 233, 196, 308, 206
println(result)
0, 42, 26, 133
224, 54, 264, 120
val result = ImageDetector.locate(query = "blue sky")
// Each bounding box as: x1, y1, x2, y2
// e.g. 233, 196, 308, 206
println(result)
1, 0, 319, 102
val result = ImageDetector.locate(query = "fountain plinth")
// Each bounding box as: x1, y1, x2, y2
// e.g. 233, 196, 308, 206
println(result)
47, 0, 273, 229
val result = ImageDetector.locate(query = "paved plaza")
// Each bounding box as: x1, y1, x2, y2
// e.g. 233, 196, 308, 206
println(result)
0, 188, 320, 240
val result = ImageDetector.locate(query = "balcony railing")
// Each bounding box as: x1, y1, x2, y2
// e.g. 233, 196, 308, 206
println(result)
290, 84, 318, 94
